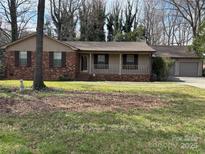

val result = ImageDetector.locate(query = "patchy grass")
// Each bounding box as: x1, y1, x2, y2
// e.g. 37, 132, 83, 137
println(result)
0, 81, 205, 153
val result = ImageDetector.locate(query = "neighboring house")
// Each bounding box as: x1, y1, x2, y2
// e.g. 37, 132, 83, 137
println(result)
152, 46, 203, 77
2, 33, 154, 81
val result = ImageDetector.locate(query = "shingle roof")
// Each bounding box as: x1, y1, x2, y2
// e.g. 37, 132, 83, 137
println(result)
64, 41, 155, 52
151, 46, 200, 58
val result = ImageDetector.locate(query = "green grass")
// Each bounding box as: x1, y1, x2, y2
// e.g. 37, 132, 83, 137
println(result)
0, 80, 205, 154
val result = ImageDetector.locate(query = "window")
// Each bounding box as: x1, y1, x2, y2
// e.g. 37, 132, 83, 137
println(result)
49, 52, 66, 68
94, 54, 109, 69
126, 55, 135, 64
53, 52, 62, 67
98, 55, 106, 63
19, 51, 27, 66
15, 51, 31, 67
123, 54, 138, 70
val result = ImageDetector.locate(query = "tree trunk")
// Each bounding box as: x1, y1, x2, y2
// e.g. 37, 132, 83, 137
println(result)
33, 0, 46, 90
57, 24, 61, 40
9, 0, 18, 42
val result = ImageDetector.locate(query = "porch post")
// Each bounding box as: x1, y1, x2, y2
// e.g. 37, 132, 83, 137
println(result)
89, 53, 92, 74
119, 53, 122, 75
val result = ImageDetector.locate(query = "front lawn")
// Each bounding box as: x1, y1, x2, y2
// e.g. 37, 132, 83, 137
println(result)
0, 81, 205, 154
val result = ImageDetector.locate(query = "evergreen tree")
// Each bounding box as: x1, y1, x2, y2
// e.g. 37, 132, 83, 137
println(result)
107, 0, 123, 41
115, 25, 145, 42
192, 21, 205, 57
79, 0, 91, 41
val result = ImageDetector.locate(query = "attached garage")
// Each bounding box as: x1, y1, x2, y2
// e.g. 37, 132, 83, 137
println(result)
152, 46, 203, 77
179, 62, 198, 77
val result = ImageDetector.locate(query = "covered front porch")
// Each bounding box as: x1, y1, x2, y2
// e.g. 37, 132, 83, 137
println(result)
79, 52, 152, 76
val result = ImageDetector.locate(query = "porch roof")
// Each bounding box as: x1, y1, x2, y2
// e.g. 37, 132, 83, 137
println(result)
64, 41, 155, 52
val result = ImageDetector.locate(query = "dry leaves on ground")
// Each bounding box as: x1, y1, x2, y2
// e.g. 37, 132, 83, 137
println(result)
0, 91, 166, 115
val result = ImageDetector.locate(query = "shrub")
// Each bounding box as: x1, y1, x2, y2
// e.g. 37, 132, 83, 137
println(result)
58, 74, 73, 81
203, 68, 205, 77
152, 57, 174, 81
0, 63, 5, 79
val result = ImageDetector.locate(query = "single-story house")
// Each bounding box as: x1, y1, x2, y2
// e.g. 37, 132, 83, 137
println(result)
1, 33, 203, 81
152, 46, 203, 77
2, 33, 154, 81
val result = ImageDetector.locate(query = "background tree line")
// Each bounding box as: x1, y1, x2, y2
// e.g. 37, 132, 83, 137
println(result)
0, 0, 205, 48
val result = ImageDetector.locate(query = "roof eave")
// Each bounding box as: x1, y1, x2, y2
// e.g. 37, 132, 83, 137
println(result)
153, 55, 201, 59
77, 49, 155, 52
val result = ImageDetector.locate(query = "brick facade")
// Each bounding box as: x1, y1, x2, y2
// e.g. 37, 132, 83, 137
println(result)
5, 51, 79, 80
84, 74, 150, 82
5, 51, 150, 82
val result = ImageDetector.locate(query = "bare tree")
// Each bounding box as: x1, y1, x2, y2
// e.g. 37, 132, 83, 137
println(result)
123, 0, 139, 33
33, 0, 46, 90
144, 0, 164, 45
50, 0, 80, 40
50, 0, 63, 40
173, 18, 192, 46
144, 0, 194, 46
161, 5, 179, 45
112, 0, 123, 34
0, 0, 35, 42
166, 0, 205, 37
79, 0, 92, 41
44, 18, 53, 37
0, 17, 10, 45
61, 0, 80, 41
79, 0, 106, 41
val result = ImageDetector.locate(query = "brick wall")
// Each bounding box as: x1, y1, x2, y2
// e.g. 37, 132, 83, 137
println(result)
5, 51, 79, 80
5, 50, 150, 81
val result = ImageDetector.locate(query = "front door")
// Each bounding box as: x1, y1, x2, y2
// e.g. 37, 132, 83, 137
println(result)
81, 55, 88, 72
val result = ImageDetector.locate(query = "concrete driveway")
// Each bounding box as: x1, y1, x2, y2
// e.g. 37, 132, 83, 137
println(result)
170, 77, 205, 89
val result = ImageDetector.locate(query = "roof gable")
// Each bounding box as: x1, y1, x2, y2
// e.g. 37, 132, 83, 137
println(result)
2, 33, 77, 51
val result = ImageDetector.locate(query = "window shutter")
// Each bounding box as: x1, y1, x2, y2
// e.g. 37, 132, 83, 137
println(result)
27, 51, 32, 67
94, 54, 98, 64
49, 52, 53, 68
134, 55, 138, 65
62, 52, 66, 67
123, 54, 127, 65
15, 51, 19, 67
105, 54, 109, 64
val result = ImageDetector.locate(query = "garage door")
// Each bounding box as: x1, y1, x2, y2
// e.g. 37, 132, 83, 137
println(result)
179, 62, 198, 77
